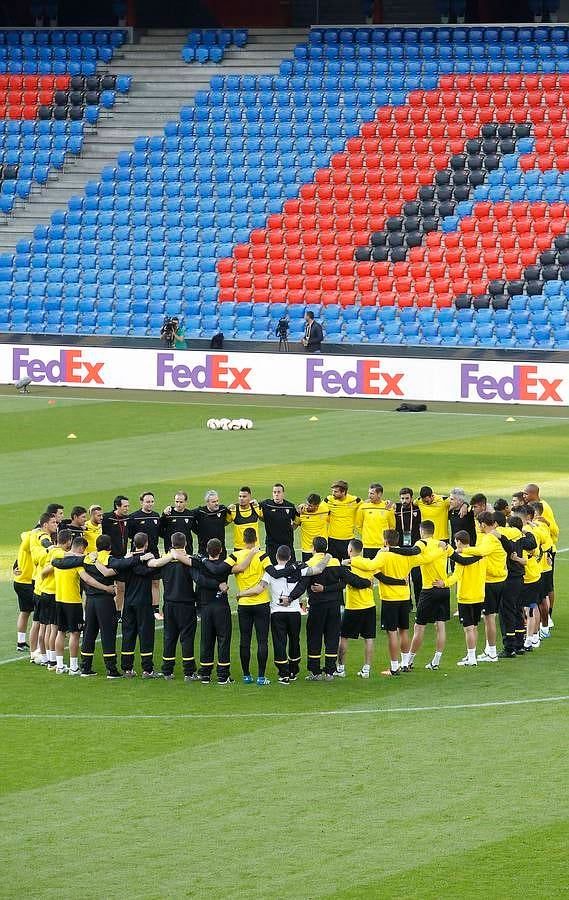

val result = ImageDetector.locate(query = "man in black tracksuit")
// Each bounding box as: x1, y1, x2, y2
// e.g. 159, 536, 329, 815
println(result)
80, 535, 121, 678
160, 492, 195, 553
495, 512, 537, 655
128, 491, 161, 555
192, 491, 231, 556
288, 536, 372, 679
101, 495, 130, 559
52, 536, 121, 678
160, 531, 219, 681
186, 538, 258, 683
95, 531, 171, 678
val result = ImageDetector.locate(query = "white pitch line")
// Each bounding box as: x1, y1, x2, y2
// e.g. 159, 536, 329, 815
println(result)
1, 694, 569, 721
7, 392, 569, 421
0, 624, 164, 667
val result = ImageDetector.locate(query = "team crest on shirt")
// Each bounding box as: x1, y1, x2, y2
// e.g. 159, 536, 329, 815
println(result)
185, 518, 189, 523
154, 519, 158, 525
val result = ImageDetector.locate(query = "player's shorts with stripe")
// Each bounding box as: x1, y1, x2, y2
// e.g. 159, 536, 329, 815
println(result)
38, 592, 56, 626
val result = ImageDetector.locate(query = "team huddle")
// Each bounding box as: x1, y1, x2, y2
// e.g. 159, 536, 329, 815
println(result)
12, 479, 559, 683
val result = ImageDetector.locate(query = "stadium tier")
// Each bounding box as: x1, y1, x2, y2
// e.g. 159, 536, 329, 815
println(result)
181, 29, 249, 64
1, 26, 569, 347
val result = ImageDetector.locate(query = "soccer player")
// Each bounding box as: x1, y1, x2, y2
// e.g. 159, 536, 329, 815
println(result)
237, 546, 334, 683
524, 483, 559, 628
362, 530, 419, 676
51, 536, 88, 675
416, 487, 451, 541
518, 505, 545, 650
495, 512, 534, 656
231, 527, 272, 685
434, 530, 485, 667
159, 533, 220, 681
529, 500, 554, 639
297, 493, 329, 562
160, 491, 195, 553
78, 534, 121, 678
336, 538, 376, 678
467, 511, 508, 662
406, 521, 452, 671
95, 532, 171, 678
355, 483, 395, 557
13, 527, 35, 652
258, 483, 298, 563
65, 506, 87, 538
38, 528, 73, 671
511, 492, 525, 511
192, 490, 231, 556
324, 480, 361, 561
191, 538, 257, 684
84, 505, 103, 554
289, 536, 343, 680
227, 487, 262, 551
29, 512, 57, 663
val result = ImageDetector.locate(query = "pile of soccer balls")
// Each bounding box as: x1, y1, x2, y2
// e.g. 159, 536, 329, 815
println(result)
206, 417, 253, 431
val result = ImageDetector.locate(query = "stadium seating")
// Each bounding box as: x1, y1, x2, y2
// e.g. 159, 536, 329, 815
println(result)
0, 25, 569, 348
181, 29, 249, 64
0, 30, 131, 214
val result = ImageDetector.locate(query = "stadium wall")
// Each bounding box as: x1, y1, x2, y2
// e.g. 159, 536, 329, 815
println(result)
1, 342, 567, 405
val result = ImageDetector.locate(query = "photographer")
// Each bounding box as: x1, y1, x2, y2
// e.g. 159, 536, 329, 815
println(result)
160, 316, 185, 349
276, 316, 289, 352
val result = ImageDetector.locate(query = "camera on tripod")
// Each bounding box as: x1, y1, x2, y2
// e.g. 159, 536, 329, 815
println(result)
276, 316, 290, 352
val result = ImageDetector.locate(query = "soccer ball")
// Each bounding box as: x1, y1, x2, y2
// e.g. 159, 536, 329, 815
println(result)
243, 418, 253, 429
228, 419, 243, 430
219, 418, 231, 430
206, 418, 220, 430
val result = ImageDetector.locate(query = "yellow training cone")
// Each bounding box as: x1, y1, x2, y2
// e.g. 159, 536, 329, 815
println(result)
67, 433, 77, 439
506, 417, 516, 422
309, 416, 319, 421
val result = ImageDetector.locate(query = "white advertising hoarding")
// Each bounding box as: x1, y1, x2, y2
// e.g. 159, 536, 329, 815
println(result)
0, 343, 567, 406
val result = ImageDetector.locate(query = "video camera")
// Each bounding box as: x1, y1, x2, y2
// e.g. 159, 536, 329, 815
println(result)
161, 315, 177, 348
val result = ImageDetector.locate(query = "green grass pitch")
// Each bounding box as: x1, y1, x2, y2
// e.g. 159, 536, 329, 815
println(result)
1, 386, 569, 899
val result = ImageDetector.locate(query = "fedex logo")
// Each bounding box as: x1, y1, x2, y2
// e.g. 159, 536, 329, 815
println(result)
157, 353, 252, 391
306, 358, 404, 396
13, 348, 104, 384
461, 363, 562, 402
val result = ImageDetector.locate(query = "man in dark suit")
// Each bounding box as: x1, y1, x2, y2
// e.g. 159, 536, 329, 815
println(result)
302, 310, 323, 353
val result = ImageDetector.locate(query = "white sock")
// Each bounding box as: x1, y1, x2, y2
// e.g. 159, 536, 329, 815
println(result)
56, 655, 64, 669
17, 632, 26, 643
433, 651, 442, 666
401, 652, 411, 667
70, 657, 79, 671
390, 659, 400, 672
524, 638, 532, 648
408, 652, 416, 664
488, 645, 496, 658
467, 648, 476, 663
484, 643, 490, 654
361, 664, 370, 672
548, 615, 553, 627
532, 634, 540, 646
336, 663, 345, 673
541, 626, 550, 636
39, 654, 47, 663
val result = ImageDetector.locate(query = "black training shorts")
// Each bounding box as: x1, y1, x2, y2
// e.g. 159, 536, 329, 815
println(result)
458, 602, 483, 628
14, 581, 35, 613
341, 606, 376, 639
482, 581, 504, 616
415, 587, 450, 625
380, 600, 410, 632
56, 601, 84, 633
